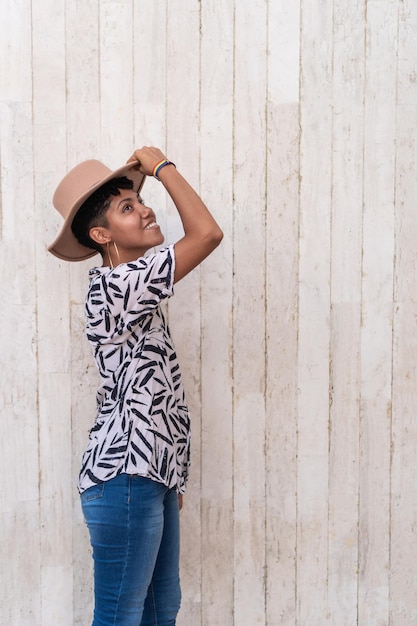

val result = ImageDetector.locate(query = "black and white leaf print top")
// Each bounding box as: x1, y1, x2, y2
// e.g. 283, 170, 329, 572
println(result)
78, 244, 190, 495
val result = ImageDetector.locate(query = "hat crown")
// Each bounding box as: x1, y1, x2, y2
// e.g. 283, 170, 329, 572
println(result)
52, 160, 113, 220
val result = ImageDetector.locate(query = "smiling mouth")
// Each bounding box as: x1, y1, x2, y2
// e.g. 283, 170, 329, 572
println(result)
144, 221, 159, 231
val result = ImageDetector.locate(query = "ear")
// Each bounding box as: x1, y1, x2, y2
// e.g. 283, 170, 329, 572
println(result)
89, 226, 111, 246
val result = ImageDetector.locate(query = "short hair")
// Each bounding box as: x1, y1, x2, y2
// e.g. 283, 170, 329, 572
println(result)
71, 176, 134, 253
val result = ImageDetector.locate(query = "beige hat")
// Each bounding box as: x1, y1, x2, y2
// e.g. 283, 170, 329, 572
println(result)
48, 159, 146, 261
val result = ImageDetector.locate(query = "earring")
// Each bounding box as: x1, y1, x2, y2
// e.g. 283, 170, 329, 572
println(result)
113, 241, 121, 265
106, 241, 114, 269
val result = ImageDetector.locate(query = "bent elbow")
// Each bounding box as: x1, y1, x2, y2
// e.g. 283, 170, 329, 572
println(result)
210, 226, 224, 248
191, 225, 223, 259
205, 229, 223, 254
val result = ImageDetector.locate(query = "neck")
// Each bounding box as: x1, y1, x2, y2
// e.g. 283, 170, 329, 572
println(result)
103, 243, 152, 268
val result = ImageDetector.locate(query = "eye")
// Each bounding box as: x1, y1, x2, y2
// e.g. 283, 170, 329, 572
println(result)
122, 203, 133, 213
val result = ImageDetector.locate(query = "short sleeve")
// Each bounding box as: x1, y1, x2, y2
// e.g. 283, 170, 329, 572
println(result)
86, 245, 175, 335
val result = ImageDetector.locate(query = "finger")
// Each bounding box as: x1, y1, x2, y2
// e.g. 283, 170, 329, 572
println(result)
126, 152, 139, 164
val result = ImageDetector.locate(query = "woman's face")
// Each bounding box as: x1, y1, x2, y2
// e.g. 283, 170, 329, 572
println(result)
95, 188, 165, 261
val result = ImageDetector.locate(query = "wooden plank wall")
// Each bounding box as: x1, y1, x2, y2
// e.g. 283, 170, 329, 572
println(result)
1, 1, 417, 624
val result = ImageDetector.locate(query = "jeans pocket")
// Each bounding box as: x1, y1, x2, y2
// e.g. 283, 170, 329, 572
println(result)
81, 482, 105, 503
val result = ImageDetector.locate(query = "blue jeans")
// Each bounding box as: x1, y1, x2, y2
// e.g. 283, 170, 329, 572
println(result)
81, 474, 181, 625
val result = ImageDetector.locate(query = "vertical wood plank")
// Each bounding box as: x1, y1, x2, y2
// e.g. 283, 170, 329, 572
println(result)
390, 303, 417, 626
38, 373, 73, 625
71, 304, 98, 625
327, 1, 365, 623
133, 0, 167, 147
132, 1, 168, 238
390, 1, 417, 623
164, 3, 203, 624
66, 0, 100, 164
0, 1, 41, 622
199, 1, 235, 625
99, 0, 134, 163
297, 0, 333, 622
64, 2, 109, 622
265, 1, 300, 624
359, 2, 398, 624
233, 1, 268, 624
31, 0, 73, 623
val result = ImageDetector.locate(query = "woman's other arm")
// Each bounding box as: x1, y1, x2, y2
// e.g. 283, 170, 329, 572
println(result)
128, 146, 223, 283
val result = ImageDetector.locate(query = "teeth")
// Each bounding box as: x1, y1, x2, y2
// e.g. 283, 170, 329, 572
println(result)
144, 222, 158, 230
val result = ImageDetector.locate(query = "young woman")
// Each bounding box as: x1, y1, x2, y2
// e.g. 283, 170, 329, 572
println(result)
48, 146, 223, 625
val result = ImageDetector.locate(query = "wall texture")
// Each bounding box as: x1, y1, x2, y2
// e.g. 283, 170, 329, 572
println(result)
1, 1, 417, 624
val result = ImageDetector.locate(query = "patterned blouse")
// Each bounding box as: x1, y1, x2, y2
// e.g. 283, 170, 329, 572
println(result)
78, 245, 190, 494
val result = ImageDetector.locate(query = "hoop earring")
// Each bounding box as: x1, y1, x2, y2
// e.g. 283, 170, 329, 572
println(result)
113, 241, 121, 265
106, 241, 114, 269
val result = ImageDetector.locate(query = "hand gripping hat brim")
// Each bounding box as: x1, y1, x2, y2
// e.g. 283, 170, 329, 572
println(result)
48, 159, 146, 262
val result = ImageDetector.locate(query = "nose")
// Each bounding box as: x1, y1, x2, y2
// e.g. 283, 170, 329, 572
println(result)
137, 201, 153, 218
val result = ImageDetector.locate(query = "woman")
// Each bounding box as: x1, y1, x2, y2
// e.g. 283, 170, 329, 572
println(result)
48, 146, 223, 625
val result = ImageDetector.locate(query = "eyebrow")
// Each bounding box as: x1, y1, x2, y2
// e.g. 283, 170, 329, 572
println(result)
115, 195, 136, 209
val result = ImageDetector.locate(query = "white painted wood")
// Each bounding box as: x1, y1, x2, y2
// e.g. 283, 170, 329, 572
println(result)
133, 0, 167, 148
1, 503, 41, 625
31, 0, 74, 623
99, 0, 134, 163
38, 372, 73, 625
63, 2, 102, 622
327, 2, 365, 623
265, 0, 300, 621
134, 3, 209, 624
199, 1, 235, 625
233, 2, 268, 624
359, 2, 398, 624
390, 2, 417, 624
3, 1, 417, 624
65, 0, 101, 166
164, 2, 203, 624
71, 303, 98, 625
0, 0, 40, 624
297, 0, 333, 622
132, 0, 169, 241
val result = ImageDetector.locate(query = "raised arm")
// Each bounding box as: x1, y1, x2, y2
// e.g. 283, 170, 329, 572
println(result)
128, 147, 223, 283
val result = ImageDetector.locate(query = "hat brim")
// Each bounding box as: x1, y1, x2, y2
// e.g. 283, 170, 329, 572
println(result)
48, 161, 146, 262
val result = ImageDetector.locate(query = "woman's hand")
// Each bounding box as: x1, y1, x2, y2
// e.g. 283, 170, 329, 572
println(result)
127, 146, 168, 177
